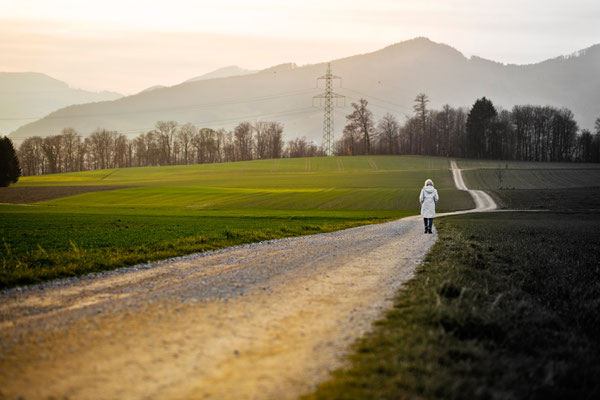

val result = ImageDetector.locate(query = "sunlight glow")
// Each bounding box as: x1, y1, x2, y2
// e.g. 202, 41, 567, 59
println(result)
1, 0, 598, 93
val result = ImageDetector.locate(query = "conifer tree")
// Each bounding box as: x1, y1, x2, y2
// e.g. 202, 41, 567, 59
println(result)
0, 136, 21, 187
466, 97, 497, 158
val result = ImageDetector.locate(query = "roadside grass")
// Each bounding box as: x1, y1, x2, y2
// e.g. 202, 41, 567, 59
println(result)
0, 208, 402, 289
0, 155, 474, 289
305, 212, 600, 400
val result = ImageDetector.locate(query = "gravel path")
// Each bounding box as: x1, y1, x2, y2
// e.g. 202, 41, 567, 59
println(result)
0, 161, 494, 400
449, 160, 497, 212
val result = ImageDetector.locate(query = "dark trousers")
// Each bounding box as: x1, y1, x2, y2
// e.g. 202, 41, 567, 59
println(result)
423, 218, 433, 230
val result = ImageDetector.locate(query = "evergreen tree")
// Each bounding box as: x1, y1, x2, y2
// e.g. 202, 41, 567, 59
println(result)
0, 136, 21, 186
466, 97, 497, 158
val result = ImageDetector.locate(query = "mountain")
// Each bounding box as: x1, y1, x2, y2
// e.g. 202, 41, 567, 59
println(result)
184, 66, 257, 82
9, 38, 600, 145
0, 72, 123, 135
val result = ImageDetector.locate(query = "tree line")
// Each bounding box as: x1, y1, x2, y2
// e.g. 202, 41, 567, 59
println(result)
10, 94, 600, 178
16, 121, 327, 176
336, 95, 600, 162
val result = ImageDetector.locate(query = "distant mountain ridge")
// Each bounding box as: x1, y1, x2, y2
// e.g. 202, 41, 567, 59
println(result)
137, 66, 257, 94
8, 38, 600, 144
0, 72, 122, 135
184, 65, 257, 82
138, 85, 166, 94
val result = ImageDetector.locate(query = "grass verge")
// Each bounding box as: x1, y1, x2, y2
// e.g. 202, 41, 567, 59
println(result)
304, 212, 600, 399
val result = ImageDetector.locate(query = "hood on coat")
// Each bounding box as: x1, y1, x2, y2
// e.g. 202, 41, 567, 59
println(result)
422, 186, 436, 194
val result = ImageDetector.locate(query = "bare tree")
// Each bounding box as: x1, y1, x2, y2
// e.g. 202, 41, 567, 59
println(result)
253, 121, 269, 160
436, 105, 453, 157
222, 130, 236, 162
113, 134, 129, 168
345, 99, 374, 155
287, 137, 319, 158
234, 122, 253, 161
201, 128, 216, 163
377, 113, 399, 154
266, 122, 284, 159
338, 122, 360, 155
413, 93, 429, 154
61, 127, 80, 172
155, 121, 178, 165
177, 123, 196, 165
88, 129, 117, 170
18, 137, 45, 175
41, 135, 63, 174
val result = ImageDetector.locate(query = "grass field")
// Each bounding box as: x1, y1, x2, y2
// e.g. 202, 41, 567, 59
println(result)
1, 155, 473, 289
457, 158, 600, 209
457, 158, 600, 191
17, 156, 468, 212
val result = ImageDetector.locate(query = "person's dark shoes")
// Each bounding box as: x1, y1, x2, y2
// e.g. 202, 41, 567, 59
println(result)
428, 229, 433, 234
424, 227, 428, 234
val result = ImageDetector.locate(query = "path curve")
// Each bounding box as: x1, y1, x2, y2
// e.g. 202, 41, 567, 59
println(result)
446, 160, 497, 214
0, 160, 494, 400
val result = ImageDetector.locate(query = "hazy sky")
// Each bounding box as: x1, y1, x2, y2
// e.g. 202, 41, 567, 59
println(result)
1, 0, 599, 94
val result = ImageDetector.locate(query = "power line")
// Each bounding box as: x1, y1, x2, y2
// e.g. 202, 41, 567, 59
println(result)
6, 81, 416, 142
340, 87, 412, 112
0, 88, 319, 121
130, 106, 319, 135
334, 107, 389, 124
10, 106, 321, 139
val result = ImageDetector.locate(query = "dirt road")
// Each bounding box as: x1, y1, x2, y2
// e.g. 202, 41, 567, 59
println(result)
449, 160, 497, 212
0, 161, 495, 400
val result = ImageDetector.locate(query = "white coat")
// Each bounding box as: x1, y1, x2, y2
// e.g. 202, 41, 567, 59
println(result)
419, 186, 439, 218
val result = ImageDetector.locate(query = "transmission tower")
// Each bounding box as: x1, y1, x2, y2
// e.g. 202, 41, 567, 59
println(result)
313, 63, 344, 156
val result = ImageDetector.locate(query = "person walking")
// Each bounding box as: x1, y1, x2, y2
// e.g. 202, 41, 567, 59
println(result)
419, 179, 439, 234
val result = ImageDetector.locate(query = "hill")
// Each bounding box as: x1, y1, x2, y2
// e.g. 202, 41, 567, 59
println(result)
8, 38, 600, 144
0, 72, 122, 135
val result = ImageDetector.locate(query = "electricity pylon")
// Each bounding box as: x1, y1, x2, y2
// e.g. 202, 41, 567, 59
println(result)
313, 63, 344, 156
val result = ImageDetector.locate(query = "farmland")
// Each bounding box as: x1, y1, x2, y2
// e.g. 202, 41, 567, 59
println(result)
457, 158, 600, 191
0, 155, 473, 288
457, 158, 600, 209
306, 159, 600, 399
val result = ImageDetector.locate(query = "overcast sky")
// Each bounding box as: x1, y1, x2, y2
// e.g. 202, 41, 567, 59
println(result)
1, 0, 599, 94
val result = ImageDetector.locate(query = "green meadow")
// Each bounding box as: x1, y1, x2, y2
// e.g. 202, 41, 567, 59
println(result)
0, 155, 473, 288
22, 156, 468, 211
